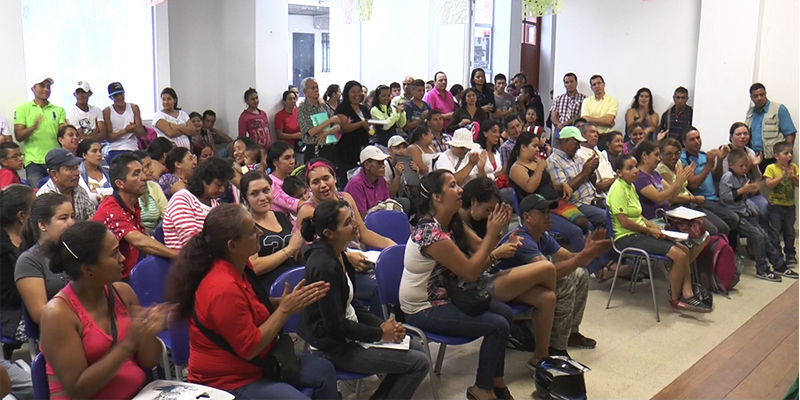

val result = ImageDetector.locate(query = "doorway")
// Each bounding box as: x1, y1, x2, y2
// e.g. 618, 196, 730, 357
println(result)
292, 33, 314, 90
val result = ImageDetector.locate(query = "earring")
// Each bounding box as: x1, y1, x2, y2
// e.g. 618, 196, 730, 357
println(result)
88, 270, 93, 278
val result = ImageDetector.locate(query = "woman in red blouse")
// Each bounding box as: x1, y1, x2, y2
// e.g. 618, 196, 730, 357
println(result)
275, 90, 302, 148
167, 204, 337, 399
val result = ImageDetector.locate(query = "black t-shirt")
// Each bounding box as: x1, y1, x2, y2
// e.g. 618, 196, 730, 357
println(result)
334, 103, 371, 165
256, 212, 299, 290
513, 164, 559, 201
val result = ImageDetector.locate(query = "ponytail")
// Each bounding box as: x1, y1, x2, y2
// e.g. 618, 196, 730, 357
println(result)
20, 193, 69, 252
300, 199, 350, 243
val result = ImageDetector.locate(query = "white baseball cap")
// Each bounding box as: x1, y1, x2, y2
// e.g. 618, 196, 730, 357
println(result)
359, 146, 390, 164
387, 135, 408, 148
30, 76, 54, 87
74, 80, 92, 93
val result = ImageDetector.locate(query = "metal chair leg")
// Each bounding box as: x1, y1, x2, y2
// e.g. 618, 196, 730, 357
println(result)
646, 256, 660, 322
434, 344, 447, 375
402, 325, 438, 400
605, 257, 625, 309
27, 339, 37, 360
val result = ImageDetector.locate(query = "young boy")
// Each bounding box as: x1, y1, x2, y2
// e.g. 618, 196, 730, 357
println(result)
764, 141, 799, 267
0, 142, 24, 189
282, 175, 309, 202
719, 149, 796, 281
244, 143, 264, 172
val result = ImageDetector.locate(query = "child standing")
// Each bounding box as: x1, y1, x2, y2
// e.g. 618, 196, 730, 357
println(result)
764, 141, 799, 268
523, 106, 549, 158
0, 142, 23, 189
719, 149, 796, 281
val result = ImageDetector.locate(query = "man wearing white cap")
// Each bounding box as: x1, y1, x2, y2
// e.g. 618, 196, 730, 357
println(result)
343, 146, 393, 219
66, 80, 106, 140
433, 127, 486, 186
14, 76, 67, 188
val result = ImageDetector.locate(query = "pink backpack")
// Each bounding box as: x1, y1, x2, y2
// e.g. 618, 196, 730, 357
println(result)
137, 126, 158, 150
696, 234, 740, 295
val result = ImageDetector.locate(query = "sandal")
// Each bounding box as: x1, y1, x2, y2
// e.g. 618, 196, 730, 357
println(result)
466, 386, 497, 400
595, 261, 631, 282
493, 386, 515, 400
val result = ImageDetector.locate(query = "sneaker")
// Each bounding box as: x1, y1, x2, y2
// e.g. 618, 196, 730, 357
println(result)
755, 269, 783, 282
786, 257, 798, 267
773, 266, 799, 279
670, 295, 712, 313
567, 332, 597, 349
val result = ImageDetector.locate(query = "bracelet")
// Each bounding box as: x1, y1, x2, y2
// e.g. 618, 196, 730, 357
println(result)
489, 252, 499, 266
282, 248, 290, 259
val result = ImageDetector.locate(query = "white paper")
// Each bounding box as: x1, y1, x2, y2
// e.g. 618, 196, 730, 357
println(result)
345, 248, 382, 264
359, 335, 411, 351
661, 230, 690, 241
133, 380, 235, 400
665, 206, 706, 221
368, 119, 389, 126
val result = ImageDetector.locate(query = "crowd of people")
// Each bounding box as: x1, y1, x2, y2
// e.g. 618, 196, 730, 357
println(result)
0, 69, 797, 400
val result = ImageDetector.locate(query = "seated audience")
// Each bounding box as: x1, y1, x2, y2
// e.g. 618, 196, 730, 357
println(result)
200, 110, 232, 158
104, 82, 146, 163
434, 128, 482, 186
343, 146, 397, 219
723, 122, 769, 226
608, 154, 710, 312
334, 80, 372, 184
39, 221, 169, 399
1, 358, 33, 400
575, 122, 616, 197
499, 114, 523, 168
459, 177, 502, 239
401, 170, 557, 400
764, 141, 799, 267
240, 171, 303, 290
93, 154, 176, 280
623, 122, 645, 154
633, 141, 693, 220
145, 137, 173, 181
193, 140, 216, 164
275, 90, 302, 149
406, 124, 436, 175
57, 125, 80, 156
163, 157, 234, 250
267, 142, 302, 218
243, 143, 264, 172
522, 107, 546, 151
496, 194, 611, 355
0, 142, 24, 189
602, 131, 624, 169
371, 84, 408, 146
38, 149, 95, 221
450, 85, 464, 104
77, 139, 110, 201
447, 88, 489, 134
131, 150, 167, 236
0, 185, 34, 341
656, 139, 725, 235
153, 87, 195, 149
625, 88, 659, 141
298, 200, 430, 399
159, 147, 196, 198
720, 149, 795, 280
476, 120, 505, 180
282, 176, 308, 203
658, 87, 693, 143
166, 204, 336, 399
427, 110, 452, 153
384, 136, 419, 210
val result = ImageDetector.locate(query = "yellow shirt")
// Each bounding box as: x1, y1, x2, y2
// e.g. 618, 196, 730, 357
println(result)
607, 179, 646, 240
581, 94, 618, 134
764, 162, 798, 206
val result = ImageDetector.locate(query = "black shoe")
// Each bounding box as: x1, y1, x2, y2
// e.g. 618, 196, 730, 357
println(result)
567, 332, 597, 349
773, 266, 799, 279
494, 386, 515, 400
786, 257, 798, 267
755, 269, 782, 282
670, 295, 712, 313
548, 347, 570, 358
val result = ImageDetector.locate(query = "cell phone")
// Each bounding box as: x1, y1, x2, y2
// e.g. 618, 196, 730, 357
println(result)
393, 155, 420, 187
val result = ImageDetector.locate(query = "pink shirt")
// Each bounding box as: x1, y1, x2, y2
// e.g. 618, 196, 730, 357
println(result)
238, 109, 272, 149
269, 173, 300, 217
423, 88, 457, 128
343, 169, 390, 215
163, 189, 219, 250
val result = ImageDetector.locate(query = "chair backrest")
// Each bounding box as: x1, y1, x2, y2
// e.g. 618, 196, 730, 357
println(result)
129, 255, 173, 306
269, 266, 306, 333
22, 306, 39, 341
168, 319, 190, 364
153, 223, 165, 244
364, 210, 411, 247
605, 206, 624, 254
37, 176, 49, 189
374, 244, 407, 309
32, 352, 49, 400
512, 190, 522, 216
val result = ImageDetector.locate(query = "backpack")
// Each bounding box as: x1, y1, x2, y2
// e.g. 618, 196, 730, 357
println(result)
696, 234, 740, 295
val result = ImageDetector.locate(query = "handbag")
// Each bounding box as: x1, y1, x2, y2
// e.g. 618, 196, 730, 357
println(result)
443, 272, 492, 317
191, 267, 300, 381
657, 208, 706, 239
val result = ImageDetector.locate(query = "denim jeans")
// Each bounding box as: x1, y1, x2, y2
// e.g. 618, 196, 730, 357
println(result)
736, 213, 786, 272
577, 204, 607, 230
25, 163, 48, 188
769, 204, 796, 260
747, 194, 770, 228
319, 340, 430, 399
550, 213, 608, 274
229, 352, 338, 400
406, 300, 513, 391
703, 200, 740, 234
354, 271, 383, 317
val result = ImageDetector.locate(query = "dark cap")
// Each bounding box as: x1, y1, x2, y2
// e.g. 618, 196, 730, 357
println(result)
108, 82, 125, 96
45, 148, 82, 170
519, 194, 558, 214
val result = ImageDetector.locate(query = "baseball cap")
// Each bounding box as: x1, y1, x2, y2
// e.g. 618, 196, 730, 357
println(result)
108, 82, 125, 96
559, 126, 586, 142
387, 135, 408, 148
30, 76, 54, 87
519, 194, 558, 214
359, 146, 390, 164
74, 80, 92, 93
45, 148, 82, 170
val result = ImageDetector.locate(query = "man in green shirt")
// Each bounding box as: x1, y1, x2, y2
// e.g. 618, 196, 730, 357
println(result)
14, 76, 66, 188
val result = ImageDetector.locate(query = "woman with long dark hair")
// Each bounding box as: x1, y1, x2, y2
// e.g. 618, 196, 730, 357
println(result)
0, 185, 34, 342
238, 88, 272, 150
625, 87, 659, 141
298, 200, 429, 399
446, 88, 489, 134
166, 204, 336, 399
406, 123, 437, 175
153, 87, 195, 149
266, 142, 303, 218
158, 147, 196, 198
323, 84, 340, 115
475, 120, 504, 180
469, 68, 497, 117
370, 84, 407, 147
335, 80, 373, 185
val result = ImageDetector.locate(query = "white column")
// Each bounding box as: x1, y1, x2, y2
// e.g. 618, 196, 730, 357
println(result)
0, 0, 28, 130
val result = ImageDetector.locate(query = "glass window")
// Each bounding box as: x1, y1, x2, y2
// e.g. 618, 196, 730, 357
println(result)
472, 0, 493, 79
21, 0, 157, 116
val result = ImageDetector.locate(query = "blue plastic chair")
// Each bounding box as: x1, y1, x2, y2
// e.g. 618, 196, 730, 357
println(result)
364, 210, 411, 248
23, 306, 39, 359
270, 267, 372, 399
605, 206, 671, 322
37, 176, 49, 189
375, 244, 480, 400
167, 319, 190, 380
0, 310, 22, 360
129, 255, 174, 379
153, 223, 164, 244
32, 352, 48, 400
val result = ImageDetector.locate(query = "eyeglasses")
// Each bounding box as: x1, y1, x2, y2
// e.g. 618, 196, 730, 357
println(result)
662, 152, 679, 159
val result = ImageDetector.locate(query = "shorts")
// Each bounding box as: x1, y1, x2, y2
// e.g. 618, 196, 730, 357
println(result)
615, 234, 675, 257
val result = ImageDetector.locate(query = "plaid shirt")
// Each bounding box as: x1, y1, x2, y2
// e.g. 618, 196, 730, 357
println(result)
431, 132, 452, 153
298, 99, 333, 146
499, 136, 516, 168
550, 92, 587, 125
38, 179, 96, 221
547, 148, 596, 206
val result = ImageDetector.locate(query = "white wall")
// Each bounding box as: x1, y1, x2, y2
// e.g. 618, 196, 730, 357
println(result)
255, 0, 289, 137
538, 14, 555, 118
755, 0, 799, 131
0, 0, 27, 136
551, 0, 701, 135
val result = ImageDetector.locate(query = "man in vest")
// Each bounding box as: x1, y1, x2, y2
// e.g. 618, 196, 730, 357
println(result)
746, 83, 796, 172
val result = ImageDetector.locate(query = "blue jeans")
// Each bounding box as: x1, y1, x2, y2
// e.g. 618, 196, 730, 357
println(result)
747, 194, 769, 228
406, 300, 512, 391
703, 200, 740, 234
354, 271, 383, 317
25, 163, 48, 188
578, 204, 607, 230
319, 340, 430, 399
736, 213, 786, 273
229, 352, 338, 400
769, 204, 796, 260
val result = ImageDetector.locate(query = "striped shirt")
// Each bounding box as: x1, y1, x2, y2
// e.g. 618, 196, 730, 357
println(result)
163, 189, 219, 250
